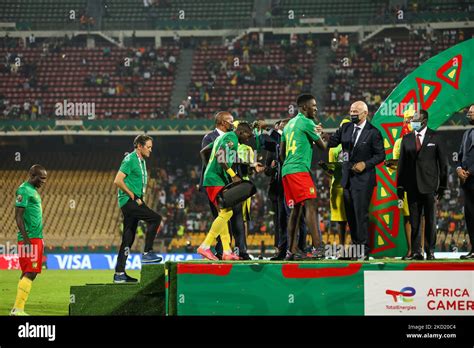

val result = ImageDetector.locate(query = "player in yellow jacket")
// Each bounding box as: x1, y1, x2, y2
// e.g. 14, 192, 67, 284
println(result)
326, 119, 350, 253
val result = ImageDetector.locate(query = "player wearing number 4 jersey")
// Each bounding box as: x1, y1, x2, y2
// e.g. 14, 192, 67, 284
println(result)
280, 94, 327, 260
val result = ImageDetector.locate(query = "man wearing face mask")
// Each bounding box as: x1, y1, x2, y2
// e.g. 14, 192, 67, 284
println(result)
199, 111, 234, 258
457, 105, 474, 259
397, 109, 448, 260
328, 101, 385, 260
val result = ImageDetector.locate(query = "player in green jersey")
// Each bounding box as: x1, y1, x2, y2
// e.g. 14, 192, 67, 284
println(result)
113, 135, 163, 283
11, 164, 47, 316
198, 122, 254, 260
280, 94, 327, 260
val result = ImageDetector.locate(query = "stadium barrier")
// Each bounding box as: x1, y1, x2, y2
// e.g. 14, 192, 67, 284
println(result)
0, 253, 201, 270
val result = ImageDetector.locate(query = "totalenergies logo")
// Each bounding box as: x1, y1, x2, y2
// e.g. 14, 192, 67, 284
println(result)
386, 287, 416, 303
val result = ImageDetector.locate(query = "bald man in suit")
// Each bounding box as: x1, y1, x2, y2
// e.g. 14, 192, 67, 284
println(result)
328, 101, 385, 260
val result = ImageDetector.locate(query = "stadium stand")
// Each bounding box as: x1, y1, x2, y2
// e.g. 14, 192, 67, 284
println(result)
0, 151, 158, 249
324, 28, 468, 117
184, 33, 316, 119
270, 0, 472, 27
0, 43, 179, 120
0, 0, 471, 31
0, 0, 472, 255
271, 0, 382, 27
103, 0, 254, 30
0, 0, 87, 30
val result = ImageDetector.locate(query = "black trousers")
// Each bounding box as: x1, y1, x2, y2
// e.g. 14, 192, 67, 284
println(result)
272, 196, 305, 251
115, 199, 162, 273
407, 190, 436, 255
462, 179, 474, 251
343, 186, 373, 255
271, 196, 287, 249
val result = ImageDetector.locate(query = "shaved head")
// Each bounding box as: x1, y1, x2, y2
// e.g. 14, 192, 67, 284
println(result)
29, 164, 46, 176
29, 164, 47, 189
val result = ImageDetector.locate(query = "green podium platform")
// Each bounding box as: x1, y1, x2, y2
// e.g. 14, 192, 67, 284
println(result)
166, 260, 474, 316
68, 261, 474, 316
69, 264, 165, 315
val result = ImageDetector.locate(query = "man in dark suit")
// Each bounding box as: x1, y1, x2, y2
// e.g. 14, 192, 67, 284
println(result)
397, 109, 448, 260
262, 120, 287, 258
328, 101, 385, 260
457, 105, 474, 260
260, 119, 308, 260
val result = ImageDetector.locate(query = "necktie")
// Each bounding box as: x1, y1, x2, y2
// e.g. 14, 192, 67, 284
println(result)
416, 133, 422, 153
351, 126, 360, 149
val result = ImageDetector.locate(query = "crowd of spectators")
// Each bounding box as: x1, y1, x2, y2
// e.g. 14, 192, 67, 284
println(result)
1, 35, 84, 120
325, 28, 468, 117
1, 35, 178, 120
181, 33, 315, 119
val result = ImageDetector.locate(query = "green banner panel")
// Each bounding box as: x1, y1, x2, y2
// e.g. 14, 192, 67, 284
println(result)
369, 39, 474, 257
170, 261, 474, 316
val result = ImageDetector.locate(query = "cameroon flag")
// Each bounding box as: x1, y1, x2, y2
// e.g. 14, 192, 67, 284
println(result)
369, 38, 474, 257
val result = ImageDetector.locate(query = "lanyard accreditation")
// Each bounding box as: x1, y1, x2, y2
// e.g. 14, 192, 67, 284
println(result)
137, 152, 147, 197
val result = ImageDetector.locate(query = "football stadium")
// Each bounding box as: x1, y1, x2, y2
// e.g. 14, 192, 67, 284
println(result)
0, 0, 474, 343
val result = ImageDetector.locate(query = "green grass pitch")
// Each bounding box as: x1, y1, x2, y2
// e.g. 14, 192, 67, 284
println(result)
0, 270, 141, 316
